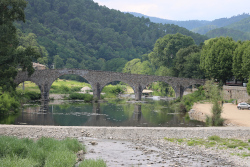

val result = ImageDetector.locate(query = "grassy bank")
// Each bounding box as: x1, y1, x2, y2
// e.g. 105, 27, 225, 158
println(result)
0, 136, 106, 167
164, 135, 250, 157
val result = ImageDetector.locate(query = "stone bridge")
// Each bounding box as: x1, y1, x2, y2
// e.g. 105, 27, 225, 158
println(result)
14, 69, 205, 101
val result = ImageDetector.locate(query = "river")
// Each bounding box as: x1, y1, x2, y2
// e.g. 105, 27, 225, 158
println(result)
0, 98, 205, 127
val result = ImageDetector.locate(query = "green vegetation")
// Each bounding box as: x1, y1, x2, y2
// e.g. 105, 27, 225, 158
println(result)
15, 0, 207, 73
50, 79, 90, 94
200, 37, 237, 85
0, 136, 107, 167
0, 0, 40, 93
101, 84, 126, 98
68, 93, 93, 102
78, 159, 107, 167
206, 27, 250, 41
17, 90, 41, 101
0, 136, 83, 166
0, 93, 20, 115
204, 80, 224, 126
171, 86, 206, 113
164, 135, 250, 157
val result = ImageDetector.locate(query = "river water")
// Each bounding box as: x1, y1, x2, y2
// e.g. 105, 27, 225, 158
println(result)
0, 98, 205, 127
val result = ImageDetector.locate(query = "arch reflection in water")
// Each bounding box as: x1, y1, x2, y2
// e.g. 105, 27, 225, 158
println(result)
11, 100, 205, 127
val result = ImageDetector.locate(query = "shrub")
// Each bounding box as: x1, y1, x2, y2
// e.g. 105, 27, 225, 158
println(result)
68, 93, 93, 102
0, 93, 20, 115
208, 136, 221, 141
177, 103, 187, 113
24, 91, 41, 100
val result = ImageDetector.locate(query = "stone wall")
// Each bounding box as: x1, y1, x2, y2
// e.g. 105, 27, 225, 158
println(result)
223, 85, 250, 102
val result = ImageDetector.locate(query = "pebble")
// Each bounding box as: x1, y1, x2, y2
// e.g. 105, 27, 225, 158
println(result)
0, 125, 250, 167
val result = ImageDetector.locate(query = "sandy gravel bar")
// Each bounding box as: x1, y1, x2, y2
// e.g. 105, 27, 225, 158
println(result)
1, 125, 250, 140
1, 125, 250, 167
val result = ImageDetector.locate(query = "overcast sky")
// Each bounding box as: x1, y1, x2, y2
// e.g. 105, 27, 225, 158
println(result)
93, 0, 250, 21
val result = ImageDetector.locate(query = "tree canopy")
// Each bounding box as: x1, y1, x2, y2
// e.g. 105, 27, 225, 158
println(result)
0, 0, 39, 92
200, 37, 237, 84
149, 33, 195, 68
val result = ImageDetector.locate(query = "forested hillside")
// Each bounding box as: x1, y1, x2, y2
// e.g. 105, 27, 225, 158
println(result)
205, 28, 250, 41
128, 12, 209, 30
226, 17, 250, 33
16, 0, 207, 72
129, 12, 250, 34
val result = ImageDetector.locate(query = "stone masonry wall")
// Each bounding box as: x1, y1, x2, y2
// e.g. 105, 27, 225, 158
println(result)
223, 85, 250, 102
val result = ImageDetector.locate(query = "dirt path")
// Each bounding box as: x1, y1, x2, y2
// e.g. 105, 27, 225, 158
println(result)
192, 103, 250, 127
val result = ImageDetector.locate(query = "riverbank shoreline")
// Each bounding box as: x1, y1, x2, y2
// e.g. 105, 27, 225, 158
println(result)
1, 125, 250, 166
190, 102, 250, 127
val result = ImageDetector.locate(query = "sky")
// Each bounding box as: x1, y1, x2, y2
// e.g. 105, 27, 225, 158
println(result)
93, 0, 250, 21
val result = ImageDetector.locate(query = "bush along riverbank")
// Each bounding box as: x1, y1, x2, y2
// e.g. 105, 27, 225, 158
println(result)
0, 136, 107, 167
171, 80, 225, 126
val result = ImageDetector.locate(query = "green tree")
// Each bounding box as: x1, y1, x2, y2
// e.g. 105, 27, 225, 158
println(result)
241, 44, 250, 80
200, 37, 237, 84
173, 45, 201, 78
104, 58, 127, 72
123, 59, 153, 75
232, 41, 245, 82
53, 55, 64, 69
0, 0, 40, 92
149, 33, 195, 68
183, 52, 205, 79
247, 76, 250, 95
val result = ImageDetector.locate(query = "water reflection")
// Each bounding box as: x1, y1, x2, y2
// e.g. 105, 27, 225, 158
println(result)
1, 100, 205, 127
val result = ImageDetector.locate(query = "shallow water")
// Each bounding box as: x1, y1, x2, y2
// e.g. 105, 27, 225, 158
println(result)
1, 98, 205, 127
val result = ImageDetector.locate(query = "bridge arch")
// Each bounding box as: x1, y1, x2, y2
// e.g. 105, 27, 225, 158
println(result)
49, 74, 92, 94
141, 80, 175, 98
99, 80, 135, 95
14, 69, 205, 101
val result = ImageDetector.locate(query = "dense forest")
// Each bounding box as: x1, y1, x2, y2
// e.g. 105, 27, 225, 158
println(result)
15, 0, 208, 72
131, 12, 250, 41
205, 28, 250, 41
130, 12, 250, 33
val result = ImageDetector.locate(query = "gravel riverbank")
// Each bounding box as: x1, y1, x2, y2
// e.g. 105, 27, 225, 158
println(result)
1, 125, 250, 166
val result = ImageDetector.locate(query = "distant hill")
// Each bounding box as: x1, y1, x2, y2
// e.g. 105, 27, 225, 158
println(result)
16, 0, 207, 72
205, 15, 250, 41
205, 27, 250, 41
129, 12, 250, 34
226, 17, 250, 33
128, 12, 210, 30
128, 12, 250, 41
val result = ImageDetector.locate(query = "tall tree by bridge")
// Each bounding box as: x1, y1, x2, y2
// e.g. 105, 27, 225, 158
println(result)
0, 0, 40, 92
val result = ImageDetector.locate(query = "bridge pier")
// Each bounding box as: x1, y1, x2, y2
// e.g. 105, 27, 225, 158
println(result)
134, 84, 142, 101
92, 103, 100, 121
39, 84, 50, 101
175, 85, 184, 98
39, 84, 50, 112
133, 105, 141, 121
92, 82, 101, 100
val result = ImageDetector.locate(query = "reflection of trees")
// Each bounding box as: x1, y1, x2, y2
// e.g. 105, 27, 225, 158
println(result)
141, 100, 174, 125
52, 103, 92, 126
100, 103, 134, 122
0, 113, 20, 124
6, 100, 205, 127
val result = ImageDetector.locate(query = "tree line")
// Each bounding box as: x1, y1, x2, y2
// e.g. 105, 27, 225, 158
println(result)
123, 34, 250, 86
